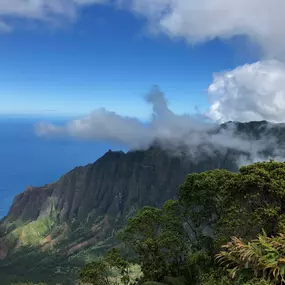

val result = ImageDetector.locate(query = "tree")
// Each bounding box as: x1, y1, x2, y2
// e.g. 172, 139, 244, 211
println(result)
79, 248, 131, 285
117, 202, 188, 282
12, 283, 47, 285
82, 161, 285, 285
179, 161, 285, 247
177, 161, 285, 284
79, 259, 110, 285
105, 248, 131, 285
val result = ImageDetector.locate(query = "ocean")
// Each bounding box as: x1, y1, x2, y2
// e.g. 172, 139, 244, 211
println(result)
0, 116, 123, 218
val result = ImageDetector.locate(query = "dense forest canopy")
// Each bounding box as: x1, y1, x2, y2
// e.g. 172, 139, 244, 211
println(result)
80, 160, 285, 285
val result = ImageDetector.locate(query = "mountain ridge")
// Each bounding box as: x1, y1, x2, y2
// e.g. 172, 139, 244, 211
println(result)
1, 120, 285, 284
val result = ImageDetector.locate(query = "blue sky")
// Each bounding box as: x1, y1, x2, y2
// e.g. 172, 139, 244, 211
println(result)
0, 0, 285, 124
0, 3, 259, 119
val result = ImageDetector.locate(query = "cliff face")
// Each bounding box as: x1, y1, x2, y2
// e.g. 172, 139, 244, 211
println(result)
1, 121, 284, 284
7, 149, 238, 222
0, 146, 239, 259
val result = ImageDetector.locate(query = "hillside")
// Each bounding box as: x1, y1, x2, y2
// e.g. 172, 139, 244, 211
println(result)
0, 120, 285, 284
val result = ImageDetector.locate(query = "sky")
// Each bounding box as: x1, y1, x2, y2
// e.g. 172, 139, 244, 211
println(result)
0, 0, 259, 119
1, 0, 285, 123
3, 0, 285, 217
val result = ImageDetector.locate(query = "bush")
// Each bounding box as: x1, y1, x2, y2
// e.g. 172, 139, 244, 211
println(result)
217, 231, 285, 284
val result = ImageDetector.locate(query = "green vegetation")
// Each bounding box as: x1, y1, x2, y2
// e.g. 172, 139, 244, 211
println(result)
5, 197, 59, 248
3, 160, 285, 285
11, 283, 47, 285
216, 231, 285, 284
79, 248, 141, 285
80, 160, 285, 285
12, 216, 56, 246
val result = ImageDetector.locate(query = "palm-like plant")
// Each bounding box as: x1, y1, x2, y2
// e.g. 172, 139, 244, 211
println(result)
216, 231, 285, 284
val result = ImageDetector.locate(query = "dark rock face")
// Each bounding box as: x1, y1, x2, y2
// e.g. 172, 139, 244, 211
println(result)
2, 146, 239, 231
0, 145, 240, 259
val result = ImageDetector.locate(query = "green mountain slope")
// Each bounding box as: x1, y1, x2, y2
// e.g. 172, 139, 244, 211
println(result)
1, 121, 284, 284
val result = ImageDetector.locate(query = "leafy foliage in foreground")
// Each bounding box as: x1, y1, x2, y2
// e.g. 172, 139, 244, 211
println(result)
12, 283, 47, 285
117, 200, 188, 282
80, 161, 285, 285
179, 160, 285, 244
79, 248, 141, 285
217, 231, 285, 284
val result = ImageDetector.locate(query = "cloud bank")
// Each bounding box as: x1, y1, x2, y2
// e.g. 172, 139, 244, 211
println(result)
207, 60, 285, 123
4, 0, 285, 164
2, 0, 285, 58
36, 87, 210, 149
3, 1, 285, 124
120, 0, 285, 58
36, 87, 285, 165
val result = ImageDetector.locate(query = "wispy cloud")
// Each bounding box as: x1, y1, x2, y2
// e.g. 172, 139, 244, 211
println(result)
5, 0, 285, 165
0, 20, 12, 33
0, 0, 108, 30
36, 87, 285, 165
118, 0, 285, 58
35, 86, 208, 149
2, 0, 285, 59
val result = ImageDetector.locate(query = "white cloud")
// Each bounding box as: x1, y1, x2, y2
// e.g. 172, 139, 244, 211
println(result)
119, 1, 285, 124
121, 0, 285, 58
1, 0, 285, 58
207, 60, 285, 123
36, 87, 285, 165
36, 87, 210, 149
0, 0, 108, 29
4, 0, 285, 148
120, 1, 285, 125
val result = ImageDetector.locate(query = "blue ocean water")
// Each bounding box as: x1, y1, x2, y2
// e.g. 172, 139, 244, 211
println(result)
0, 116, 124, 218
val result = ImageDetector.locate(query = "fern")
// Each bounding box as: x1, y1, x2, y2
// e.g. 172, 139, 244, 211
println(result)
217, 231, 285, 284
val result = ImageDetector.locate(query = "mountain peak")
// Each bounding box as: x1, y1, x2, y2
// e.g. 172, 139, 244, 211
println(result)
1, 121, 285, 283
